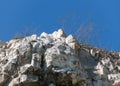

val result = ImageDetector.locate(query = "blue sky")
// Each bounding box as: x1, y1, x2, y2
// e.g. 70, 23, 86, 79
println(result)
0, 0, 120, 51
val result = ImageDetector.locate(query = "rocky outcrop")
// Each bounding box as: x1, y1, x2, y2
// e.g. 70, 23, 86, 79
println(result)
0, 29, 120, 86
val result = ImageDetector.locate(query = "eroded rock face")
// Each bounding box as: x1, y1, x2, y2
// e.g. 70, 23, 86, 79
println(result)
0, 29, 120, 86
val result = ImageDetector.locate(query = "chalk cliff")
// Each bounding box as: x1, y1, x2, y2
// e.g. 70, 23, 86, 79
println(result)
0, 29, 120, 86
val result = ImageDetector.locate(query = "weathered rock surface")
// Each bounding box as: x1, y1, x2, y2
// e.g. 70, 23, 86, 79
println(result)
0, 29, 120, 86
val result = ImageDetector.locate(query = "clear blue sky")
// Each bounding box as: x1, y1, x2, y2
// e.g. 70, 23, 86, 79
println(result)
0, 0, 120, 51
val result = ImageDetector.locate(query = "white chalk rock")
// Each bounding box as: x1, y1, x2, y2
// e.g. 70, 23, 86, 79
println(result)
0, 29, 120, 86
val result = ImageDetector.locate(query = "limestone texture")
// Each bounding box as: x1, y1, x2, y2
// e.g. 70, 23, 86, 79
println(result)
0, 29, 120, 86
